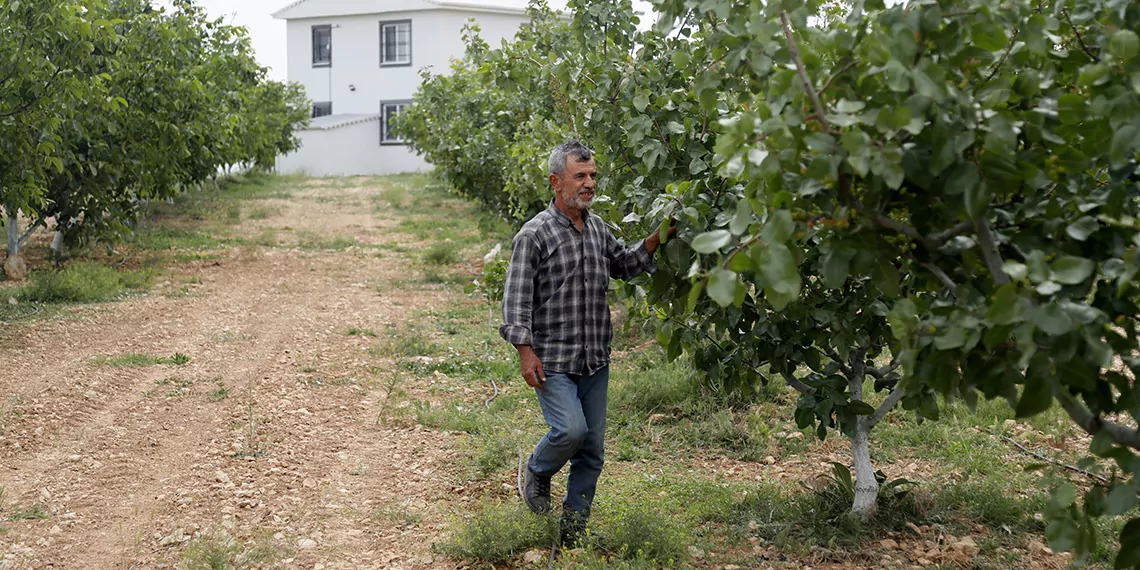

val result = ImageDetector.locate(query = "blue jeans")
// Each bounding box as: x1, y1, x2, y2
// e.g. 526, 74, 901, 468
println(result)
527, 366, 608, 516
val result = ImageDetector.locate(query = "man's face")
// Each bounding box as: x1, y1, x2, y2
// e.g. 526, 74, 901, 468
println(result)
553, 158, 597, 211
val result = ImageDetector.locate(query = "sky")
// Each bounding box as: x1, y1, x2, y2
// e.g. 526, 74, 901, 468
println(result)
166, 0, 659, 82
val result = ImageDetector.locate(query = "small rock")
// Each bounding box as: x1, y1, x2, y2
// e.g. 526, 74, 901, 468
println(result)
687, 545, 705, 559
49, 526, 61, 535
523, 549, 545, 564
302, 478, 317, 488
7, 297, 16, 305
762, 456, 776, 465
724, 565, 741, 570
879, 538, 899, 549
68, 455, 81, 462
297, 538, 318, 550
39, 489, 51, 501
785, 431, 804, 441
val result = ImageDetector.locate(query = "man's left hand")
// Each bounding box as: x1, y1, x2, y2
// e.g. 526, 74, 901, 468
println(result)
644, 218, 677, 256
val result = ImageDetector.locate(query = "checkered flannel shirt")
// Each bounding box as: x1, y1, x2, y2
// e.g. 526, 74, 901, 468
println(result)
499, 200, 656, 376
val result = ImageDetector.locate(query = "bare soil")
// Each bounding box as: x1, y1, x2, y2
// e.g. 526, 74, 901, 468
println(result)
0, 179, 469, 569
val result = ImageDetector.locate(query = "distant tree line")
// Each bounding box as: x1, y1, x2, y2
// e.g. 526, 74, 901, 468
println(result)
0, 0, 310, 270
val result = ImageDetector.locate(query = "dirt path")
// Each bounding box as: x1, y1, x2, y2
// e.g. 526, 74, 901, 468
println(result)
0, 179, 472, 569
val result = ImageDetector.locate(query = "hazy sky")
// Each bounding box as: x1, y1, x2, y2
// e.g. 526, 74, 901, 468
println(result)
171, 0, 659, 82
187, 0, 291, 80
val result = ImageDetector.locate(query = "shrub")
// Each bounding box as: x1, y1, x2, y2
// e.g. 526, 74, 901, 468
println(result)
438, 500, 556, 564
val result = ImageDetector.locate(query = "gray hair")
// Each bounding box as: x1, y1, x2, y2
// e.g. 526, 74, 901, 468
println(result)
548, 140, 593, 176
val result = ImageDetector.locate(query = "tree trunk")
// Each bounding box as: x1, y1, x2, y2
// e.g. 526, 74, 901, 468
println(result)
51, 230, 63, 258
6, 205, 18, 259
850, 416, 879, 518
848, 355, 879, 518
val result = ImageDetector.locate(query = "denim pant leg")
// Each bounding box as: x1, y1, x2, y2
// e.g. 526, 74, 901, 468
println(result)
529, 372, 587, 478
564, 366, 608, 515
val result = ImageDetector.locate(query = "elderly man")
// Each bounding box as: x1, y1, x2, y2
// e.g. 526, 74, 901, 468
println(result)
499, 140, 674, 546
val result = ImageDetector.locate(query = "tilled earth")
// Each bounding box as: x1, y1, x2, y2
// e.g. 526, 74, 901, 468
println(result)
0, 179, 468, 569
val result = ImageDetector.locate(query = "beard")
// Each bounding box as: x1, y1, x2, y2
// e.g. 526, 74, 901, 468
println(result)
560, 186, 595, 210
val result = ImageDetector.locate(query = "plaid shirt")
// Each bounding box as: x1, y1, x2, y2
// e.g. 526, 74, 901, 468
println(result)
499, 201, 656, 375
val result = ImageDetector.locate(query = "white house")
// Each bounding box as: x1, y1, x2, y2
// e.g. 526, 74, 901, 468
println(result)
271, 0, 562, 176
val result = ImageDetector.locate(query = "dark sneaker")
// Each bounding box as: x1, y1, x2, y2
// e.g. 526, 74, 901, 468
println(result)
559, 512, 588, 548
520, 461, 551, 514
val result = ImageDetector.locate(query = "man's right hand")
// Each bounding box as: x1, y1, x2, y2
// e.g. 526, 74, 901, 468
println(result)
515, 344, 545, 389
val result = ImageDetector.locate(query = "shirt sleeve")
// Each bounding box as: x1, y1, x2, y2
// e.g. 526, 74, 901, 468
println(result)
499, 231, 539, 346
606, 229, 656, 280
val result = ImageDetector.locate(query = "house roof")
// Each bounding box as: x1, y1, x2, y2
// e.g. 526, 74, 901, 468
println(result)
272, 0, 567, 19
304, 114, 382, 130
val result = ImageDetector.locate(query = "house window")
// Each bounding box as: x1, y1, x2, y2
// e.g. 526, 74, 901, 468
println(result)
379, 20, 411, 66
381, 101, 410, 144
312, 25, 331, 67
312, 102, 332, 118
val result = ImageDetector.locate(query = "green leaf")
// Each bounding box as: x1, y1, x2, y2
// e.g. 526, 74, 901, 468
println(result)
1109, 29, 1140, 62
1109, 125, 1138, 170
761, 210, 794, 243
1015, 368, 1053, 418
667, 121, 686, 134
987, 284, 1021, 325
935, 326, 967, 350
757, 243, 801, 310
1115, 519, 1140, 568
1036, 303, 1074, 336
686, 279, 704, 313
971, 21, 1008, 51
633, 93, 649, 112
1051, 256, 1095, 285
1066, 216, 1099, 241
848, 400, 875, 415
707, 268, 738, 307
658, 217, 671, 245
671, 50, 691, 69
821, 249, 852, 289
870, 257, 900, 297
691, 230, 733, 254
730, 199, 753, 236
1057, 93, 1086, 126
689, 156, 708, 174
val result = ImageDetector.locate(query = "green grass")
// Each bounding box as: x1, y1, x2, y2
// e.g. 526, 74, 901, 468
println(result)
92, 352, 190, 366
7, 504, 50, 520
178, 532, 283, 570
424, 240, 461, 265
438, 500, 557, 564
17, 262, 156, 304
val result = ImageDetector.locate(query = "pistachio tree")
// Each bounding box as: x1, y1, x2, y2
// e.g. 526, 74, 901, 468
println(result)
402, 0, 1140, 560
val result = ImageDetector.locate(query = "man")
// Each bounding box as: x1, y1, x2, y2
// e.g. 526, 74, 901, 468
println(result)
498, 140, 674, 546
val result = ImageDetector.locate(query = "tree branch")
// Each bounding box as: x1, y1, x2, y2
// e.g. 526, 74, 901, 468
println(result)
981, 27, 1020, 86
781, 371, 814, 395
818, 346, 853, 377
0, 68, 63, 118
975, 218, 1010, 285
17, 219, 44, 248
818, 59, 856, 95
1062, 10, 1099, 63
848, 198, 972, 251
868, 385, 905, 429
983, 427, 1108, 485
921, 261, 958, 292
779, 10, 832, 133
867, 362, 900, 380
1058, 391, 1140, 451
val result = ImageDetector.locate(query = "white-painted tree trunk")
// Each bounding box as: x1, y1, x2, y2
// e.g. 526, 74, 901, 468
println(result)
848, 362, 879, 518
51, 230, 63, 258
850, 416, 879, 517
6, 207, 19, 259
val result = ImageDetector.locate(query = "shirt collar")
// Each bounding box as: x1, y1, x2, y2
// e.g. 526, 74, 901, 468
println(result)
546, 198, 590, 228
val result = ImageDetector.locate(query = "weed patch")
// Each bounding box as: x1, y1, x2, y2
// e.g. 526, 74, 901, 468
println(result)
178, 531, 283, 570
92, 352, 190, 367
18, 262, 155, 304
424, 240, 461, 265
438, 500, 556, 564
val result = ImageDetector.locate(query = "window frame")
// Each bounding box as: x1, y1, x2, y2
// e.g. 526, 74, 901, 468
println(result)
380, 100, 411, 145
378, 20, 413, 67
312, 101, 332, 118
311, 25, 332, 67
